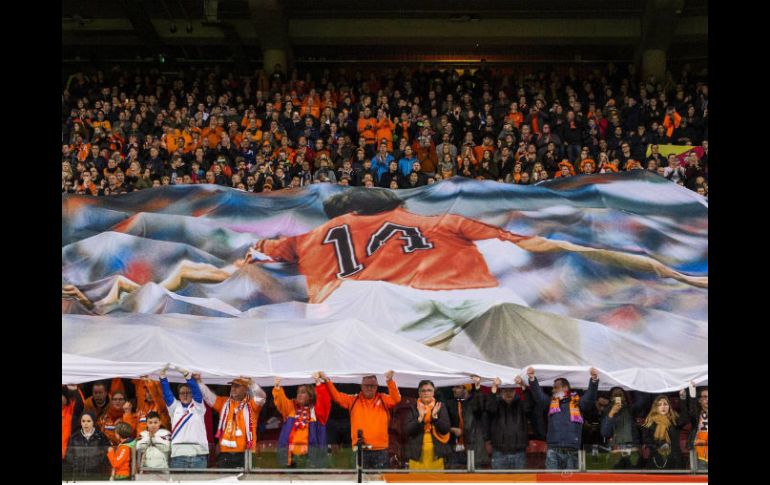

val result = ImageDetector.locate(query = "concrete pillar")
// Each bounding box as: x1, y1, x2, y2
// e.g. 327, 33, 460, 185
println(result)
263, 48, 287, 75
641, 49, 666, 83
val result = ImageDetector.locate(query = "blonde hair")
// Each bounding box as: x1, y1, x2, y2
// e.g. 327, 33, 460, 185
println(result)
643, 395, 679, 428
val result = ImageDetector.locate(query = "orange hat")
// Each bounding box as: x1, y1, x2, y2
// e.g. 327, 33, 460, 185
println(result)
227, 378, 251, 387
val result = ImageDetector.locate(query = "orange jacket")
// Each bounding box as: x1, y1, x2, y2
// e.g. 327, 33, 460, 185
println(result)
663, 112, 681, 138
84, 378, 124, 418
375, 118, 396, 151
129, 379, 170, 434
357, 117, 377, 144
202, 126, 224, 147
325, 378, 401, 451
62, 388, 85, 459
107, 440, 134, 478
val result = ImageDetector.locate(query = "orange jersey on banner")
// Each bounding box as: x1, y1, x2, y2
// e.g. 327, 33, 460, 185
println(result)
256, 207, 531, 302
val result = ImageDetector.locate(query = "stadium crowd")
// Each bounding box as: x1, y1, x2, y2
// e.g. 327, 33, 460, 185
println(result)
61, 366, 708, 479
61, 63, 708, 197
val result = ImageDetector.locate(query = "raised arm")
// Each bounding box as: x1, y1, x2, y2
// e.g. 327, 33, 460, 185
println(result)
515, 236, 707, 289
380, 370, 401, 409
159, 367, 176, 407
321, 372, 356, 410
195, 378, 218, 408
313, 373, 332, 424
247, 378, 267, 407
579, 368, 599, 414
272, 378, 294, 419
526, 367, 549, 406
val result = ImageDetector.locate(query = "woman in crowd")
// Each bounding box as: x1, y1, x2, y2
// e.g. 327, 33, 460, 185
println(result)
273, 373, 332, 468
641, 395, 688, 469
63, 411, 111, 479
404, 380, 451, 470
600, 387, 642, 469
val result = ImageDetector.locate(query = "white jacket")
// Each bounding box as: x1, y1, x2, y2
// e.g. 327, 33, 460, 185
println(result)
167, 400, 209, 457
136, 429, 171, 469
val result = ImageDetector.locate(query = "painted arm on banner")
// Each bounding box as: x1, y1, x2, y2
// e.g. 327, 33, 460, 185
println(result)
514, 236, 708, 289
251, 237, 299, 263
62, 260, 239, 308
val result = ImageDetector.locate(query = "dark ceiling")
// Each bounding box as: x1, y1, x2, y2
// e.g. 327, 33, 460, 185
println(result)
62, 0, 707, 65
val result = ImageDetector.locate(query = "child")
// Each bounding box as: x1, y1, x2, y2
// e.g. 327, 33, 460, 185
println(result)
135, 411, 171, 470
107, 422, 135, 480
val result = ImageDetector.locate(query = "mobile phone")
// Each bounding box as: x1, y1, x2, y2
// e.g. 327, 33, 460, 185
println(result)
614, 397, 622, 405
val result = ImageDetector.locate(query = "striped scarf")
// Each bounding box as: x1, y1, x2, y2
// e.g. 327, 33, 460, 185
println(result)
549, 392, 583, 424
216, 399, 254, 450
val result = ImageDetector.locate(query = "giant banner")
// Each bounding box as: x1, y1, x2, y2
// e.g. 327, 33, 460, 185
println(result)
62, 172, 707, 391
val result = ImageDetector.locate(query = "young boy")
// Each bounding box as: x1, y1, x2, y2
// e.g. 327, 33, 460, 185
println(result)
135, 411, 171, 470
107, 422, 136, 480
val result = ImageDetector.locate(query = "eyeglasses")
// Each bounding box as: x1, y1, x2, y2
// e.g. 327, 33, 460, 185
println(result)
418, 389, 434, 393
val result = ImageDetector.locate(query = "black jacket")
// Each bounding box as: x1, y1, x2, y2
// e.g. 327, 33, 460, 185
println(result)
403, 402, 452, 462
641, 415, 688, 470
484, 389, 533, 453
63, 428, 111, 477
446, 391, 489, 464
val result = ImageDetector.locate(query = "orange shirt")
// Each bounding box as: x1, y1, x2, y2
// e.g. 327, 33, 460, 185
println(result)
255, 208, 531, 303
325, 379, 401, 451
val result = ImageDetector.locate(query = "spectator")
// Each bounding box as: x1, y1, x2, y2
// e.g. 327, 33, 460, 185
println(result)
62, 385, 85, 461
679, 382, 708, 471
135, 411, 171, 471
160, 366, 209, 469
446, 378, 488, 469
272, 374, 332, 468
128, 377, 170, 435
321, 370, 401, 469
641, 395, 688, 469
64, 411, 110, 479
97, 390, 134, 445
107, 422, 135, 480
528, 367, 599, 470
397, 145, 419, 178
485, 375, 532, 470
662, 154, 686, 184
198, 374, 267, 468
84, 379, 122, 418
371, 142, 395, 184
600, 387, 642, 469
404, 380, 451, 470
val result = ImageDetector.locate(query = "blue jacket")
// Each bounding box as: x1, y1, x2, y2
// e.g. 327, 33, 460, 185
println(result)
530, 377, 598, 449
371, 154, 394, 182
397, 157, 418, 177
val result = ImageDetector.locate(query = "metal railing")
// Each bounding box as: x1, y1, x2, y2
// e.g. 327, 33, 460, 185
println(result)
63, 442, 707, 482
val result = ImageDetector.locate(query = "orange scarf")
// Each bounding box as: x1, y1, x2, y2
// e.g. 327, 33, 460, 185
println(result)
418, 399, 450, 444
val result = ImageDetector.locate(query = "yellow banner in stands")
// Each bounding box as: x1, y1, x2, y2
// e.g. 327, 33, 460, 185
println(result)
647, 144, 697, 157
